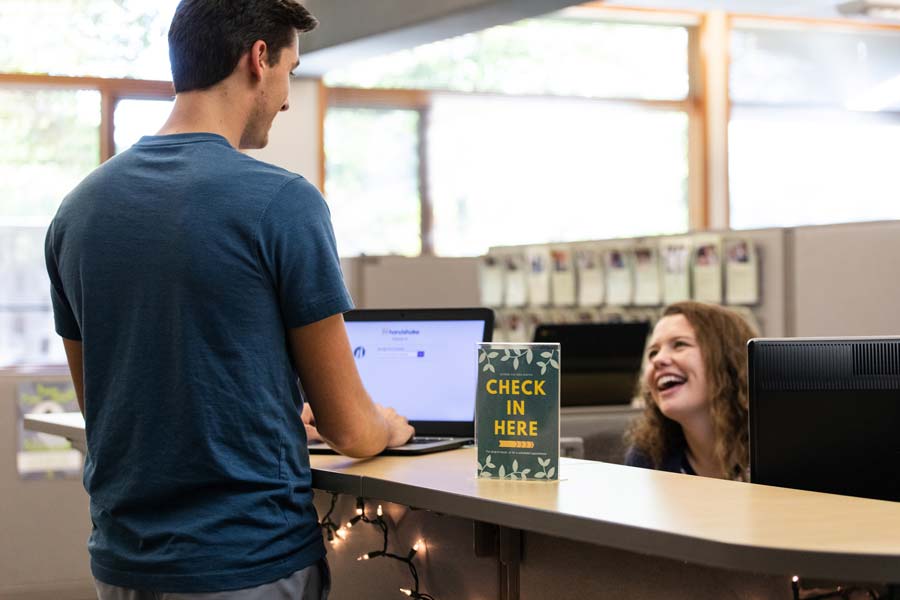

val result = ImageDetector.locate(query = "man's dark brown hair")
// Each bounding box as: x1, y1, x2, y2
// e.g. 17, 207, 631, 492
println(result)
168, 0, 318, 93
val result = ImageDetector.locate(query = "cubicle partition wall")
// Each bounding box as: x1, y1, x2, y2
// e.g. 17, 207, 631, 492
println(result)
343, 221, 900, 342
0, 370, 94, 600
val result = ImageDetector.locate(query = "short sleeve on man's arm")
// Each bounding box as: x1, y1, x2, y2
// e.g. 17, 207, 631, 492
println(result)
257, 177, 354, 328
44, 223, 82, 341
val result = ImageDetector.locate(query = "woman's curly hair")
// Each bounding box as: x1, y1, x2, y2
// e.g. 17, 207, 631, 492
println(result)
625, 301, 758, 480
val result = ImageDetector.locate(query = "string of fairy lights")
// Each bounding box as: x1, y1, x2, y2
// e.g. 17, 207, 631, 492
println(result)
322, 495, 896, 599
791, 575, 885, 600
319, 493, 436, 600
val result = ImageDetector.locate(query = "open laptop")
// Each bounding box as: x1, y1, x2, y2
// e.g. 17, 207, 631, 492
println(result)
308, 307, 494, 455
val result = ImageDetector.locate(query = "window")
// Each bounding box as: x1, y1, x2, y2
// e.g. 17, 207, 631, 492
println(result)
730, 107, 900, 229
115, 98, 175, 154
0, 89, 100, 219
324, 11, 694, 256
428, 95, 689, 255
0, 0, 179, 80
325, 108, 422, 256
0, 3, 174, 367
729, 23, 900, 229
0, 89, 100, 366
325, 16, 689, 100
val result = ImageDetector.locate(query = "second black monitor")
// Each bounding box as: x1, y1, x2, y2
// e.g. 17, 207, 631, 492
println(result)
533, 322, 649, 407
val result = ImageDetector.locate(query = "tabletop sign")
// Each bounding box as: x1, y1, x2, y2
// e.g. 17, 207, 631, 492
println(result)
476, 342, 560, 481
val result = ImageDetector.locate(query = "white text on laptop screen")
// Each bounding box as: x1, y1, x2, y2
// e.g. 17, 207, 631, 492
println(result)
345, 320, 483, 422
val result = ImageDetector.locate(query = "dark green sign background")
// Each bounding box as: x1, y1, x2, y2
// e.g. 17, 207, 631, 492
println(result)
476, 343, 560, 480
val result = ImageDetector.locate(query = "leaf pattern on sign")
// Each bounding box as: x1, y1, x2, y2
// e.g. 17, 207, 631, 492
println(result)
480, 346, 551, 373
478, 457, 556, 481
535, 457, 556, 480
534, 349, 561, 375
480, 349, 497, 372
477, 455, 497, 477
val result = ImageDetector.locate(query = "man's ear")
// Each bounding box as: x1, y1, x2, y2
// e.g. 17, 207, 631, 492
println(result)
247, 39, 269, 81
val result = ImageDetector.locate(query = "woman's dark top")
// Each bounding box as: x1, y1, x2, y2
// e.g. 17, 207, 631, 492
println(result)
624, 445, 696, 476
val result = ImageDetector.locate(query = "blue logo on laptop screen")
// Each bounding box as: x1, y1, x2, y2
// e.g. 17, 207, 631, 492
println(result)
353, 346, 366, 359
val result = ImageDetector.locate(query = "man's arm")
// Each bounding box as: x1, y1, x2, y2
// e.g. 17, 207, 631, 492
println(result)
62, 338, 85, 415
288, 313, 413, 458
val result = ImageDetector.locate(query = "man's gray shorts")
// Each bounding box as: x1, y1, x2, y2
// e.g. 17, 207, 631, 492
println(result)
94, 560, 330, 600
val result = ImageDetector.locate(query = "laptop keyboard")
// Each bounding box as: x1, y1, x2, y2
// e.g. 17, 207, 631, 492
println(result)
407, 436, 453, 445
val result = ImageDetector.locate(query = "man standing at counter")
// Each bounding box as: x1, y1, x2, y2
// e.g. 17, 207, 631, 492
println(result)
44, 1, 413, 598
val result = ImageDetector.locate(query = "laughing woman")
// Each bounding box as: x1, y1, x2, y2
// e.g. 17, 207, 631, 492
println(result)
624, 301, 758, 481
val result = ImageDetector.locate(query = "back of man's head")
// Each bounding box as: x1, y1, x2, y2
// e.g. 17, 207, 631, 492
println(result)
168, 0, 318, 94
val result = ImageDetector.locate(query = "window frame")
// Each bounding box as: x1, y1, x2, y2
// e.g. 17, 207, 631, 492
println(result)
324, 6, 707, 255
725, 13, 900, 230
0, 73, 174, 164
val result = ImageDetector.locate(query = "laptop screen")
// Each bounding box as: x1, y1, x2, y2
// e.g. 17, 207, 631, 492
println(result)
344, 318, 486, 425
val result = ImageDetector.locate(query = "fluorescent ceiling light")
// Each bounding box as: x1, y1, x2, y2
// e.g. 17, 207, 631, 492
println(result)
838, 0, 900, 19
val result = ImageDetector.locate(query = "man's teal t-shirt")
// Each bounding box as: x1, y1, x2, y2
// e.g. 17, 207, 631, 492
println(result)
44, 133, 353, 592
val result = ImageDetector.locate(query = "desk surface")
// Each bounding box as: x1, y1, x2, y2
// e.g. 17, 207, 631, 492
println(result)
25, 412, 900, 582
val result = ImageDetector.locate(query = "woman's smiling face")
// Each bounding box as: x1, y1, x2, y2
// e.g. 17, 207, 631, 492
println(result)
644, 314, 709, 423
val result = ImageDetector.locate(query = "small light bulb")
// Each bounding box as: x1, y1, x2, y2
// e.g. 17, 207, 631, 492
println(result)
357, 553, 369, 561
336, 528, 347, 540
356, 507, 363, 515
413, 539, 424, 551
377, 504, 383, 516
346, 521, 354, 529
792, 576, 799, 583
399, 588, 412, 597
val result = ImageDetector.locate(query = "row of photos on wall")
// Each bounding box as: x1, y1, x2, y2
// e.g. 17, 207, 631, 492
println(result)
479, 235, 762, 343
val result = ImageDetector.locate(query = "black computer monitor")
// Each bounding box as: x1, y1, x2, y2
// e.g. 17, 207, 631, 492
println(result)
533, 322, 649, 407
749, 337, 900, 502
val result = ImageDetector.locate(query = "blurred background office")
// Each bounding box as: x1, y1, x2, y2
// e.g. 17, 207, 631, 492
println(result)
1, 0, 899, 597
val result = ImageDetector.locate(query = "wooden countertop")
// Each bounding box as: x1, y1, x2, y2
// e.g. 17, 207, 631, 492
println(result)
25, 413, 900, 581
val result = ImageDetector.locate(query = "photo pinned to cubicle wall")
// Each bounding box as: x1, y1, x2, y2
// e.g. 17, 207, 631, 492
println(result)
526, 246, 552, 307
524, 310, 547, 343
546, 308, 577, 325
575, 308, 601, 323
496, 309, 530, 343
605, 247, 633, 305
16, 381, 82, 480
479, 253, 504, 307
691, 235, 723, 303
502, 252, 528, 308
724, 238, 760, 305
632, 245, 662, 306
549, 248, 576, 307
661, 238, 692, 304
574, 245, 605, 307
